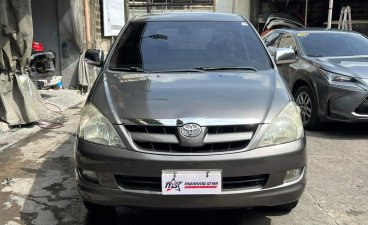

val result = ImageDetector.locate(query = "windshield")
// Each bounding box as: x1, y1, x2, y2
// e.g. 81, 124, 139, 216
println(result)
297, 32, 368, 57
109, 21, 272, 71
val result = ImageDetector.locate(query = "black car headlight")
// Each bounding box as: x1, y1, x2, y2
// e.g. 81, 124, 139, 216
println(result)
78, 103, 125, 147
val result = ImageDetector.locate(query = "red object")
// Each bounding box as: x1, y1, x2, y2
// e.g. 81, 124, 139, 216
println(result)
32, 41, 44, 52
260, 29, 272, 37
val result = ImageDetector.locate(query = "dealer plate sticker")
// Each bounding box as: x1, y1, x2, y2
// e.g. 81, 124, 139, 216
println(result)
162, 170, 222, 195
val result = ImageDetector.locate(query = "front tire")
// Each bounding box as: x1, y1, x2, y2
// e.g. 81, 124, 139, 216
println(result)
294, 86, 320, 130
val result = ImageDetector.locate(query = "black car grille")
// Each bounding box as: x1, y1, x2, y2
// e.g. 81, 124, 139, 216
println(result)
115, 175, 268, 192
355, 97, 368, 115
124, 125, 257, 153
133, 141, 249, 153
125, 125, 177, 134
124, 125, 255, 135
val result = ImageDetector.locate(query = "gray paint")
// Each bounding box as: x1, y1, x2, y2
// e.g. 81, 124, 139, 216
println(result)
266, 29, 368, 122
91, 70, 289, 125
76, 13, 306, 209
75, 137, 306, 208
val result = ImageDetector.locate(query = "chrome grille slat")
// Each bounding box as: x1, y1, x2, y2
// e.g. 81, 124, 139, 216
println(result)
203, 132, 253, 144
130, 132, 179, 143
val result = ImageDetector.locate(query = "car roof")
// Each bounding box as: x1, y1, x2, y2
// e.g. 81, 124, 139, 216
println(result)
130, 12, 245, 22
272, 27, 359, 34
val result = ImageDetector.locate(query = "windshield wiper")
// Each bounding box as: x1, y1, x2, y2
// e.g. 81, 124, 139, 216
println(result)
194, 66, 258, 72
151, 68, 204, 73
110, 67, 148, 72
307, 54, 324, 57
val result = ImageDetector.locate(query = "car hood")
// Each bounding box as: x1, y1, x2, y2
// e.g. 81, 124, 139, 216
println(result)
90, 70, 290, 125
311, 56, 368, 79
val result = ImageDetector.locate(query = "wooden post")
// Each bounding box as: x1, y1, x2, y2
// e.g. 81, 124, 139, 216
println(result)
84, 0, 91, 49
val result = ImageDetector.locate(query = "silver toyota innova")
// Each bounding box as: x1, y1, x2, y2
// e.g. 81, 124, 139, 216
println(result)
75, 13, 306, 212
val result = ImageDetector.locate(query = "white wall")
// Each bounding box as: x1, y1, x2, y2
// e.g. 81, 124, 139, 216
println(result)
214, 0, 251, 20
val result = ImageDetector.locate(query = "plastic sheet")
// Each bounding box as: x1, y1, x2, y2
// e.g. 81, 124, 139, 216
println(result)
0, 0, 49, 125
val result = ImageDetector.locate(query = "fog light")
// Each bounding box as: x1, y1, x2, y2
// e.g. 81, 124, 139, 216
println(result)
81, 169, 98, 181
284, 167, 304, 183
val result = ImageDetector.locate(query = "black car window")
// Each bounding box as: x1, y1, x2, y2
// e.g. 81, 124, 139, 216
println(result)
109, 21, 272, 71
297, 32, 368, 57
264, 32, 282, 47
278, 33, 297, 51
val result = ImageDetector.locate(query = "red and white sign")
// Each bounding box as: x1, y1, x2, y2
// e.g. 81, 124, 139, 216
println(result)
162, 170, 222, 195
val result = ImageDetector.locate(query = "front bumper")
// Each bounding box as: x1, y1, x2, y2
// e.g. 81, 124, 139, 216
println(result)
75, 137, 306, 208
316, 80, 368, 122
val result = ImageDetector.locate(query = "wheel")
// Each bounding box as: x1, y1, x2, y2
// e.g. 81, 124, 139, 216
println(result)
294, 86, 320, 130
83, 201, 115, 213
272, 200, 299, 212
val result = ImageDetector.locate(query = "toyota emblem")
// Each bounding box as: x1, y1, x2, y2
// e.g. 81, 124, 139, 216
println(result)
180, 123, 202, 137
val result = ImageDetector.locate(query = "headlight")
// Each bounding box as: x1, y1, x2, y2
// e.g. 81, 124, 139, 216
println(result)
319, 69, 355, 82
257, 101, 304, 148
78, 103, 125, 147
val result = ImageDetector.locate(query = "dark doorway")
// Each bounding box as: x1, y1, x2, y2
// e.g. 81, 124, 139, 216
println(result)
31, 0, 61, 76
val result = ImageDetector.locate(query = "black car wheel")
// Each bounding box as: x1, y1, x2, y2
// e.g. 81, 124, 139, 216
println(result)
294, 86, 320, 130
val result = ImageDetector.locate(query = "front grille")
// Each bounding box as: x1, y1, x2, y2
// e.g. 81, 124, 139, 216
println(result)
134, 141, 249, 153
355, 97, 368, 115
115, 175, 268, 192
125, 125, 176, 134
207, 125, 255, 134
125, 124, 257, 153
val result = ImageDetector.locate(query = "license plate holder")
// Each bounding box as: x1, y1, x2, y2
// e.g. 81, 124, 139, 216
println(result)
162, 170, 222, 195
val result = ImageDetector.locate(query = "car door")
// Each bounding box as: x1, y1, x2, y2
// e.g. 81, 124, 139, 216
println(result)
276, 32, 298, 89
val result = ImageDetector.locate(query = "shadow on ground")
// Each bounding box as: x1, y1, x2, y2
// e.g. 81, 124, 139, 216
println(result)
306, 122, 368, 140
83, 207, 290, 225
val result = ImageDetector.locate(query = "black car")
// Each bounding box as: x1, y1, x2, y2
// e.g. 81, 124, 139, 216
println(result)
263, 28, 368, 129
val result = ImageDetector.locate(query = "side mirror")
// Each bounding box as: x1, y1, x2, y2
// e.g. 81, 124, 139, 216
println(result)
275, 48, 296, 65
85, 49, 104, 67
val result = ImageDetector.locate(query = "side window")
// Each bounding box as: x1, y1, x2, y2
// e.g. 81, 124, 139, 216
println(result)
279, 33, 297, 51
264, 32, 282, 47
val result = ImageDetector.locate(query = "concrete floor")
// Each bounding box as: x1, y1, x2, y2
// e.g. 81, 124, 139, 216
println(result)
0, 102, 367, 225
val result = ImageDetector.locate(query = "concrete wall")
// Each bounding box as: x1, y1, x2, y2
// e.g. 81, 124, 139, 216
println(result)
89, 0, 114, 54
57, 0, 81, 89
214, 0, 251, 20
32, 0, 115, 88
31, 0, 83, 88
